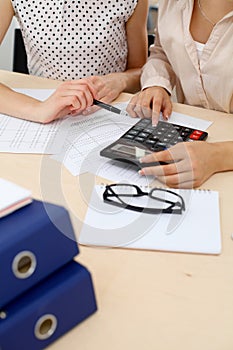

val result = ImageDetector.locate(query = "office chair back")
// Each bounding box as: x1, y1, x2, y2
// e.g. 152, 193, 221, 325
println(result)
13, 29, 29, 74
148, 34, 155, 54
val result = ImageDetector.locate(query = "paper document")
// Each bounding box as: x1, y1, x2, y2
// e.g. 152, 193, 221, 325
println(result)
1, 88, 212, 179
52, 106, 212, 179
0, 178, 32, 217
167, 112, 211, 130
0, 89, 70, 154
79, 185, 221, 255
51, 103, 137, 175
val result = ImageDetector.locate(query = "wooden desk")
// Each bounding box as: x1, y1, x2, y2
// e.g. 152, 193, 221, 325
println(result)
1, 70, 233, 350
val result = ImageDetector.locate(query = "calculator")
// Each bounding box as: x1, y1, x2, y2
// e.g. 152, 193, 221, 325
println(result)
100, 118, 208, 167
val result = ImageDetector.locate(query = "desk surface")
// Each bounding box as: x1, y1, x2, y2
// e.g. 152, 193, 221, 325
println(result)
1, 70, 233, 350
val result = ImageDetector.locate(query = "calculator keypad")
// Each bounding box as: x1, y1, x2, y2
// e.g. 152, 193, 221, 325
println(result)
100, 118, 208, 166
121, 119, 207, 152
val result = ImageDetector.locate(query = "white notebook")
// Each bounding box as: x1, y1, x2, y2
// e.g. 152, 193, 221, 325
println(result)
78, 184, 221, 255
0, 178, 32, 218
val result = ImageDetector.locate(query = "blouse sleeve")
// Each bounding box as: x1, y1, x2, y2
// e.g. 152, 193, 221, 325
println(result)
140, 27, 176, 94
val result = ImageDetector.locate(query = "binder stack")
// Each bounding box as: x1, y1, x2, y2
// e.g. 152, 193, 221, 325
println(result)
0, 200, 97, 349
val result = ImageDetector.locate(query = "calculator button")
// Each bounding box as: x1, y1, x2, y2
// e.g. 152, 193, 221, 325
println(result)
153, 130, 163, 136
159, 122, 170, 128
189, 132, 203, 140
138, 132, 150, 138
144, 128, 154, 133
152, 136, 159, 141
123, 134, 135, 140
193, 130, 204, 136
145, 139, 156, 145
134, 137, 145, 143
128, 130, 139, 136
133, 126, 143, 131
156, 142, 167, 148
152, 145, 167, 152
160, 137, 169, 142
180, 131, 190, 138
170, 129, 178, 135
168, 140, 174, 146
172, 125, 181, 130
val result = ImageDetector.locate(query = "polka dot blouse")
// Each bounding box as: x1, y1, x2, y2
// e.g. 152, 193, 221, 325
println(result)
11, 0, 138, 80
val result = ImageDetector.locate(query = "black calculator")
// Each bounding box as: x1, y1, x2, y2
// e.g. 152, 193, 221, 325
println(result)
100, 118, 208, 167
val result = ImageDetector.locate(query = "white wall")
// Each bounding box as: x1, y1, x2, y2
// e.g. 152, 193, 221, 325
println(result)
0, 17, 18, 71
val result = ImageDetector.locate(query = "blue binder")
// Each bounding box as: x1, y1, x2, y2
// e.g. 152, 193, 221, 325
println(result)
0, 261, 97, 350
0, 200, 79, 307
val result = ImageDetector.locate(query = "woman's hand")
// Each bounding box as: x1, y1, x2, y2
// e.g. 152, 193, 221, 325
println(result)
138, 141, 220, 188
79, 74, 127, 115
36, 80, 98, 123
126, 86, 172, 126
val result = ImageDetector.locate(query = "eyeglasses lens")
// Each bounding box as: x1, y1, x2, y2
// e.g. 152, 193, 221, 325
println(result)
110, 185, 139, 196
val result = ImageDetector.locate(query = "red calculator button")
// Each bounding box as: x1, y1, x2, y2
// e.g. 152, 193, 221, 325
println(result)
193, 130, 203, 136
189, 132, 202, 140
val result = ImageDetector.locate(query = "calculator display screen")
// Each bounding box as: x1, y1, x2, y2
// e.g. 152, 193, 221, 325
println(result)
111, 144, 151, 158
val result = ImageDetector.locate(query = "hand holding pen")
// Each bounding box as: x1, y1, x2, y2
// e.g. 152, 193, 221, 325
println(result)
93, 99, 128, 116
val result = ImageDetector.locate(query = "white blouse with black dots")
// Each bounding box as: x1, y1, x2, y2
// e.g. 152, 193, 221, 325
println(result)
11, 0, 138, 80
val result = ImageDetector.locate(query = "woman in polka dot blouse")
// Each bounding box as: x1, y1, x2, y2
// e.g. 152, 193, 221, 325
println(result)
0, 0, 148, 123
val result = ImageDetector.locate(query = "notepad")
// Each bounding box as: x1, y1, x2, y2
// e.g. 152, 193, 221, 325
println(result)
78, 185, 221, 255
0, 178, 32, 218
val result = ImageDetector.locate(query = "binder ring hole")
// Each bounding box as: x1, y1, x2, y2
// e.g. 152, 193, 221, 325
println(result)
12, 251, 37, 279
34, 314, 57, 340
0, 311, 7, 319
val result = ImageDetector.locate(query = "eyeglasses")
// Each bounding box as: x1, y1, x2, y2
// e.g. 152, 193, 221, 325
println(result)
103, 184, 185, 215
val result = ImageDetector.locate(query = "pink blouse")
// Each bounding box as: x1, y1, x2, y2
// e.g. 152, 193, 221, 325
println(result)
141, 0, 233, 113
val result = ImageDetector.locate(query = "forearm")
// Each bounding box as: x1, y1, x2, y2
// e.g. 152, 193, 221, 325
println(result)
105, 68, 142, 94
0, 83, 40, 121
211, 141, 233, 173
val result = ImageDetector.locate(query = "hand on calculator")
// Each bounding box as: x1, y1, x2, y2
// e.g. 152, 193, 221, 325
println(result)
138, 141, 218, 189
126, 86, 172, 126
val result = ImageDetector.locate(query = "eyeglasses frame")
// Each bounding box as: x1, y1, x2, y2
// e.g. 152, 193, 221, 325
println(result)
103, 183, 185, 215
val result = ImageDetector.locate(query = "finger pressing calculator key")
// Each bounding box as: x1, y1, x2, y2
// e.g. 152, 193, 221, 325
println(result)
100, 119, 208, 167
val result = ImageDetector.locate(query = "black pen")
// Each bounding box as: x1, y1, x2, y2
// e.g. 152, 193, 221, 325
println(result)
93, 99, 128, 116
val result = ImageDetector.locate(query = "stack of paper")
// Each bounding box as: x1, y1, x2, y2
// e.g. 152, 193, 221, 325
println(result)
0, 178, 32, 218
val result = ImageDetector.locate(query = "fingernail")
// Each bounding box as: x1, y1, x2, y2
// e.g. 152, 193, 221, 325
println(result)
82, 108, 91, 115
